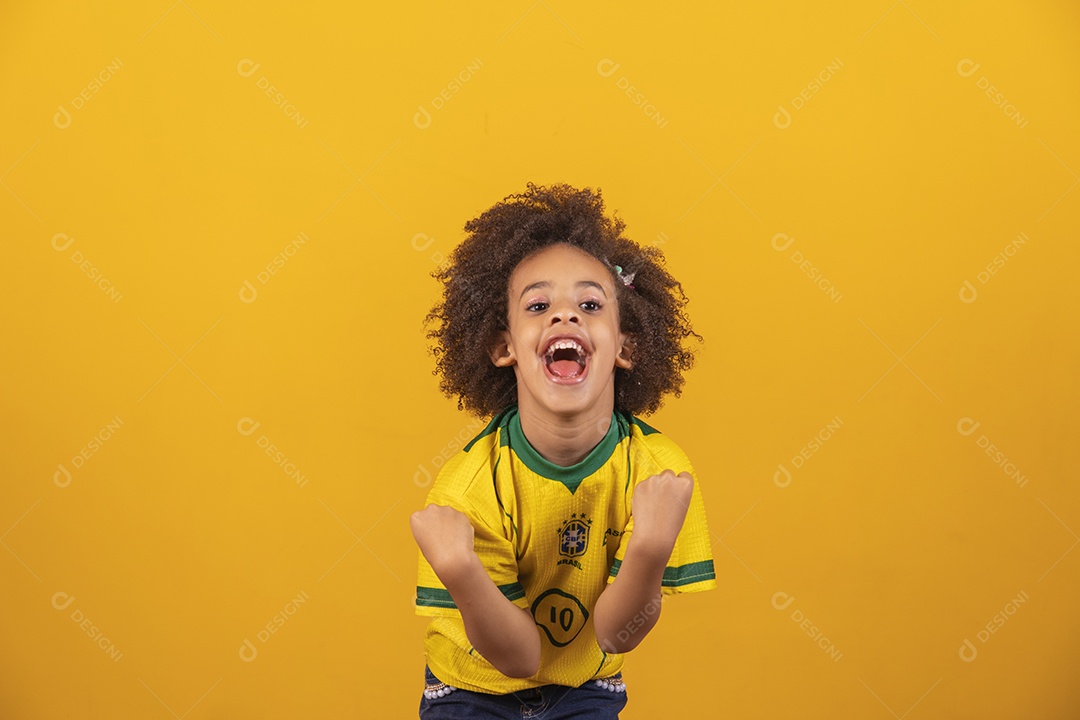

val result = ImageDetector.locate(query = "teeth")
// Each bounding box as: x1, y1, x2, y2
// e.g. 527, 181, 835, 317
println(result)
545, 339, 587, 357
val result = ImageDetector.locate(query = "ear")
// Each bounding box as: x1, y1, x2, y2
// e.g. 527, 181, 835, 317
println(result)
615, 332, 635, 370
489, 331, 516, 367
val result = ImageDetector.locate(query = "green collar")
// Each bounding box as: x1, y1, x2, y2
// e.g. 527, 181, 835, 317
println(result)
503, 406, 628, 494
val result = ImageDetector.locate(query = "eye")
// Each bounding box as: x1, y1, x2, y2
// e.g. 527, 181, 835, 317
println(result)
526, 301, 549, 312
580, 300, 602, 312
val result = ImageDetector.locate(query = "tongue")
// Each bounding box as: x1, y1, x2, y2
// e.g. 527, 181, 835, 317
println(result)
549, 359, 582, 378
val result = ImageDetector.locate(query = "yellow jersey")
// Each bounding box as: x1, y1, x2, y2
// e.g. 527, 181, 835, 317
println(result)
415, 404, 715, 694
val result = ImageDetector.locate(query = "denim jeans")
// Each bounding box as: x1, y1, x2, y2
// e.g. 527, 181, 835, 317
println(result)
419, 665, 627, 719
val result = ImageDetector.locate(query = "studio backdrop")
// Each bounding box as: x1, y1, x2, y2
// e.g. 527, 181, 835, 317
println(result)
2, 1, 1078, 717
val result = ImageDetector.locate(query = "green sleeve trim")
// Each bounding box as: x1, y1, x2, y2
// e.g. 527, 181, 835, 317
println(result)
416, 586, 455, 608
608, 559, 715, 587
499, 582, 526, 601
416, 582, 525, 609
662, 559, 715, 586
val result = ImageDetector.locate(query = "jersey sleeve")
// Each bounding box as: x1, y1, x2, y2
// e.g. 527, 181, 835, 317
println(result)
414, 460, 529, 617
607, 442, 717, 595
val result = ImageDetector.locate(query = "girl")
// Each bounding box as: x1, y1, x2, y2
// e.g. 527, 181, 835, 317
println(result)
412, 182, 715, 719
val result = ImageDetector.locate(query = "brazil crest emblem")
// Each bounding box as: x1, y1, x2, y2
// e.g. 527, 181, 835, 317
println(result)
558, 513, 591, 558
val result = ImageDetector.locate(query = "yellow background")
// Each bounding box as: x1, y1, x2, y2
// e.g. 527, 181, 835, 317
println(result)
2, 1, 1078, 717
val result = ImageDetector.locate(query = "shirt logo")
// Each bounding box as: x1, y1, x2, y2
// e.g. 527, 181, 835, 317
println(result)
558, 513, 591, 558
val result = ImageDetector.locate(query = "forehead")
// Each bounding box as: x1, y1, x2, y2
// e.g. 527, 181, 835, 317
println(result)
508, 244, 610, 289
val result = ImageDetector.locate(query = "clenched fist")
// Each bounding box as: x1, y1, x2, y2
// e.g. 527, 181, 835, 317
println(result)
410, 504, 478, 581
630, 470, 694, 556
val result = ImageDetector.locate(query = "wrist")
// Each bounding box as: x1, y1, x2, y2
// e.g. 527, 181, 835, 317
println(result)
626, 528, 677, 564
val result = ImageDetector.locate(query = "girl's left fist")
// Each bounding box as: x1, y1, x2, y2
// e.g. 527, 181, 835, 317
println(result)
631, 469, 693, 551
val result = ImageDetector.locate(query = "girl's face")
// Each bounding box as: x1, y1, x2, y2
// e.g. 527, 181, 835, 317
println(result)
491, 243, 634, 421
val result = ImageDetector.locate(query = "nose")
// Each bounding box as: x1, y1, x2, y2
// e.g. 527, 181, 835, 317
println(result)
549, 300, 579, 324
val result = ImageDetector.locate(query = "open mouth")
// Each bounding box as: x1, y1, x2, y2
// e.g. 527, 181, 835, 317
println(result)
543, 337, 589, 382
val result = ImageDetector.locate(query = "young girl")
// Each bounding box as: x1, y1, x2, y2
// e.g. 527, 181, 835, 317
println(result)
411, 183, 715, 719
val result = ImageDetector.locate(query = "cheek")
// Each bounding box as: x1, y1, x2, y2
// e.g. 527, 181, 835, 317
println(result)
508, 330, 541, 359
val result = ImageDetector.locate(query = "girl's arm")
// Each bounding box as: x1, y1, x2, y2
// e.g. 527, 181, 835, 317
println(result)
410, 504, 541, 678
592, 469, 693, 654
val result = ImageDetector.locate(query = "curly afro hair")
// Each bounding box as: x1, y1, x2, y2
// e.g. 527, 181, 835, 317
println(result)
424, 182, 701, 418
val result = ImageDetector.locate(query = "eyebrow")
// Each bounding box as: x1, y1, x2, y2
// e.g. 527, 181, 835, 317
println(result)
518, 280, 608, 301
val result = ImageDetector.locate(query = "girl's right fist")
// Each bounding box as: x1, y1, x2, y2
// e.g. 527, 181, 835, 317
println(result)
410, 504, 476, 575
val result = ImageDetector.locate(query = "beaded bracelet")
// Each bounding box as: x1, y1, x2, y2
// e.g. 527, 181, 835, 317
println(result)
593, 676, 627, 693
423, 681, 458, 699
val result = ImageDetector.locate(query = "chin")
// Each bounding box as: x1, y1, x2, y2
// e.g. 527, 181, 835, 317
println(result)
536, 380, 614, 419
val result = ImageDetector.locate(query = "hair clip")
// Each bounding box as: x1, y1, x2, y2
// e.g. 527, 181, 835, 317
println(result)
613, 264, 635, 289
